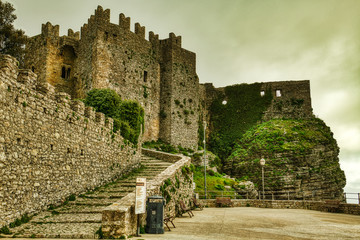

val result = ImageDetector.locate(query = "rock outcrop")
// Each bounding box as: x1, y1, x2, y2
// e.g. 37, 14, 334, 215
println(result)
224, 118, 346, 200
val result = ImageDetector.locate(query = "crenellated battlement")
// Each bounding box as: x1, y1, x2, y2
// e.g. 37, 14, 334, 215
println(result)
67, 29, 80, 40
119, 13, 130, 31
135, 22, 145, 39
41, 22, 59, 38
159, 32, 182, 48
94, 5, 110, 24
0, 54, 116, 130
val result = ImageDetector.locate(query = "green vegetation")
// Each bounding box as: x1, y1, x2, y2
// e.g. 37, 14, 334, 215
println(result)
0, 0, 27, 66
208, 83, 273, 165
225, 118, 343, 190
96, 227, 104, 239
6, 213, 31, 230
193, 166, 238, 199
142, 140, 194, 156
0, 225, 11, 234
68, 194, 76, 201
83, 89, 144, 144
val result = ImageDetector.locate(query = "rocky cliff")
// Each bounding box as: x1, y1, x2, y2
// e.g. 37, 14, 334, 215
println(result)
224, 118, 346, 200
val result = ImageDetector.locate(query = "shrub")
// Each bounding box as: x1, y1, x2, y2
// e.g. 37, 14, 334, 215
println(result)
214, 184, 225, 190
68, 194, 76, 201
0, 225, 11, 234
83, 89, 144, 144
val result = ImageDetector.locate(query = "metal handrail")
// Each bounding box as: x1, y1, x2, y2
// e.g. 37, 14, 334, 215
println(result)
194, 190, 360, 204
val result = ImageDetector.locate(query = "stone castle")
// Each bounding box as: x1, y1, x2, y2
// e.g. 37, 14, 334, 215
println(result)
1, 5, 323, 231
23, 6, 313, 150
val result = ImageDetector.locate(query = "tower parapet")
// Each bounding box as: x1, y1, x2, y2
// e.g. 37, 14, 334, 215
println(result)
41, 22, 59, 38
119, 13, 130, 31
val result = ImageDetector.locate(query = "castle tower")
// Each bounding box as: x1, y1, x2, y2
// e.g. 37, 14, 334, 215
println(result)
158, 33, 199, 149
23, 6, 200, 149
24, 22, 80, 97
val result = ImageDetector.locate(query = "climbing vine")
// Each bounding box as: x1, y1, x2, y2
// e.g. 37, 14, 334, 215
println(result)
208, 83, 273, 163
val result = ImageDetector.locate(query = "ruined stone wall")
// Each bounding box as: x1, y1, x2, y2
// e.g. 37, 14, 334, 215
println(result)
199, 80, 313, 146
0, 55, 141, 228
261, 80, 313, 120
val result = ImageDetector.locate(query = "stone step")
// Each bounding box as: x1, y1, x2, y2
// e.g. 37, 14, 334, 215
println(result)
56, 205, 106, 214
8, 156, 173, 238
80, 193, 128, 199
32, 213, 102, 224
9, 222, 100, 239
70, 199, 116, 206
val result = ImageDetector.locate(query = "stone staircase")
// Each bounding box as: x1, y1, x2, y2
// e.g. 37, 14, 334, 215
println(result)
4, 155, 172, 239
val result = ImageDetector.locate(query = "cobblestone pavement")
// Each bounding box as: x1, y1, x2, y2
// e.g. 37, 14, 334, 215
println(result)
0, 155, 172, 239
133, 207, 360, 240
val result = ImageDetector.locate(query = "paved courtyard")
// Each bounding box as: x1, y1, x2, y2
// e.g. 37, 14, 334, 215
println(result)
134, 207, 360, 240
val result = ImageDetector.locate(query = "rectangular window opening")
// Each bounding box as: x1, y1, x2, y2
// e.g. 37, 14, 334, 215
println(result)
143, 71, 148, 82
276, 89, 282, 97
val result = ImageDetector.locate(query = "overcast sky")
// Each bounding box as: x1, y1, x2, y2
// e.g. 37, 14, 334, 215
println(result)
6, 0, 360, 196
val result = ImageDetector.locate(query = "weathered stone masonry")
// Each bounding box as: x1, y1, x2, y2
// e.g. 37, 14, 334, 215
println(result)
24, 6, 200, 149
0, 55, 141, 227
102, 149, 193, 238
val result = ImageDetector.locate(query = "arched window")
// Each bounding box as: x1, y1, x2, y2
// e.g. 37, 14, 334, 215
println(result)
61, 67, 66, 78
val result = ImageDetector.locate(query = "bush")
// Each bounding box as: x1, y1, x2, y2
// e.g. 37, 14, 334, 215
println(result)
84, 89, 121, 117
84, 89, 144, 144
68, 194, 76, 201
214, 184, 225, 190
0, 225, 11, 234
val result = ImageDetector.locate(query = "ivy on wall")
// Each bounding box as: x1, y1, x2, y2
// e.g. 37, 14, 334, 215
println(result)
208, 83, 273, 164
84, 89, 144, 144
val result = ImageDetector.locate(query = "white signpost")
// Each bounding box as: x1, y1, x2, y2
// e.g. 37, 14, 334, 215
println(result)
135, 177, 147, 214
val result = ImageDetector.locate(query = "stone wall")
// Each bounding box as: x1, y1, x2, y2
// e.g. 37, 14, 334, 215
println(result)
199, 80, 313, 125
0, 55, 141, 228
199, 199, 360, 215
24, 6, 200, 149
261, 80, 313, 120
102, 149, 193, 238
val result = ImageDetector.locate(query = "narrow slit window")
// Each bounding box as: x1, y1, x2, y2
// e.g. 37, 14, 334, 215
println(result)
276, 89, 282, 97
61, 67, 66, 78
143, 71, 148, 82
67, 68, 71, 80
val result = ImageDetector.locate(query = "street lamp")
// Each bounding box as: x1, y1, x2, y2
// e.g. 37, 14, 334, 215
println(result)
260, 158, 266, 200
203, 121, 207, 199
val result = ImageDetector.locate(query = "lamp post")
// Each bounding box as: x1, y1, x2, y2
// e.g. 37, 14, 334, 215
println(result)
260, 158, 266, 200
203, 121, 207, 199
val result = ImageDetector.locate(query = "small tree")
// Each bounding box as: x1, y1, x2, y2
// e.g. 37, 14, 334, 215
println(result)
0, 0, 27, 66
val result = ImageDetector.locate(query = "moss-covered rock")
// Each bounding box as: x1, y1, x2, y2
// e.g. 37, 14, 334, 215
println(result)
225, 118, 346, 200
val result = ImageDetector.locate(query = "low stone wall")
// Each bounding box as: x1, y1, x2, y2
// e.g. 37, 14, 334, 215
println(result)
199, 199, 360, 215
102, 150, 194, 238
0, 55, 141, 228
141, 148, 182, 163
